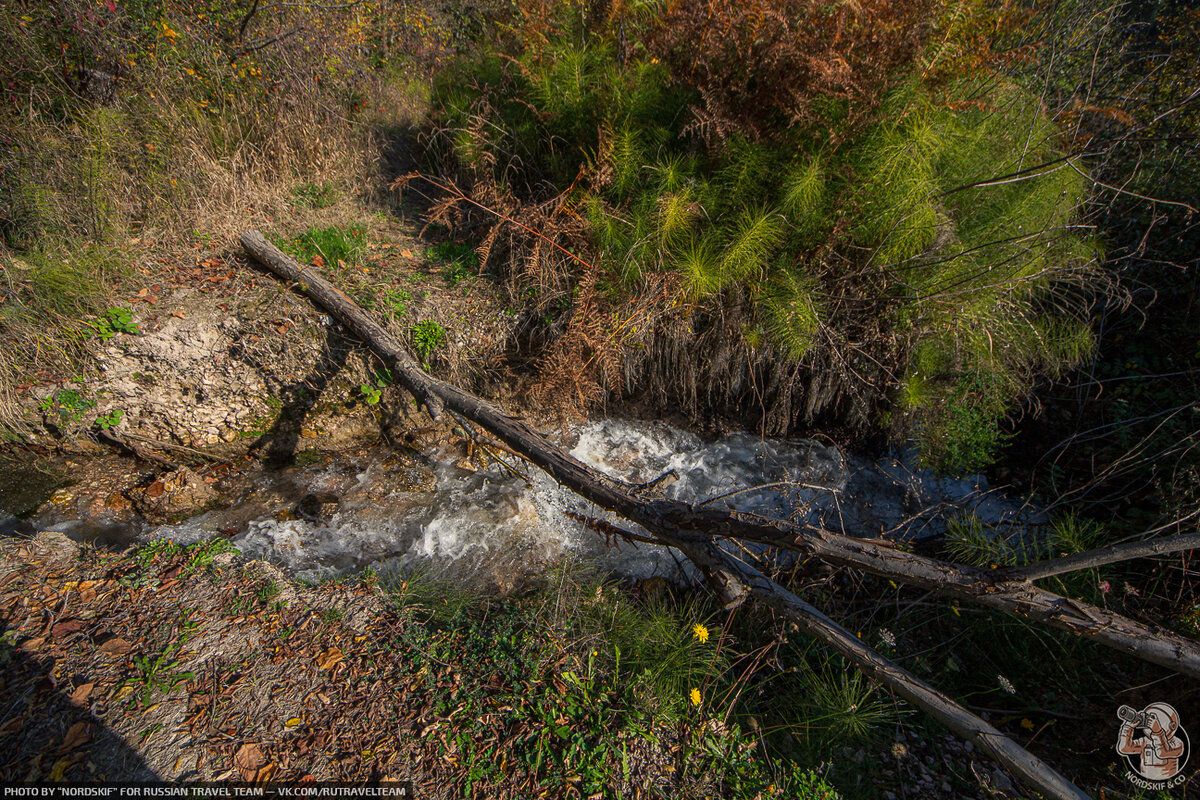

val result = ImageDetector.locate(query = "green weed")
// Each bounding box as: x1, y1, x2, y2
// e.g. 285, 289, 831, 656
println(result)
38, 388, 95, 424
127, 645, 194, 705
383, 287, 412, 316
359, 368, 392, 405
88, 307, 140, 341
125, 609, 200, 706
411, 319, 447, 366
95, 408, 125, 431
379, 567, 842, 798
129, 538, 236, 585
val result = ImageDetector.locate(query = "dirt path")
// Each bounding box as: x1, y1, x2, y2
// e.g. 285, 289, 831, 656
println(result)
0, 532, 695, 797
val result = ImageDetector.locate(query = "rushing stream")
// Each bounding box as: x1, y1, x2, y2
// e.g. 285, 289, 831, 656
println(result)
32, 419, 1044, 586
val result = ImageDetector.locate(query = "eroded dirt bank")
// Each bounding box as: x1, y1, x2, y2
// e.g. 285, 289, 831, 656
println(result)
12, 217, 521, 467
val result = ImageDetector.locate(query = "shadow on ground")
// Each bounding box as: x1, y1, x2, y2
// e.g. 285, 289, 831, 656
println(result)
0, 609, 158, 782
247, 325, 353, 468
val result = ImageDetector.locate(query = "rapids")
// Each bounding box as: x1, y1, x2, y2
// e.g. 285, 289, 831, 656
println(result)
36, 419, 1044, 586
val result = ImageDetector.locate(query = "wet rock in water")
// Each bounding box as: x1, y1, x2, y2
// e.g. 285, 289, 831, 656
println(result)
295, 492, 340, 522
132, 468, 219, 521
0, 515, 36, 537
395, 465, 437, 493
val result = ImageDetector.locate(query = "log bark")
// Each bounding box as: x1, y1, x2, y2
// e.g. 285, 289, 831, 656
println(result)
240, 229, 1174, 799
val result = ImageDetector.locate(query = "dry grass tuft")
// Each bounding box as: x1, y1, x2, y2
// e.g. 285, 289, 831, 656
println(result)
0, 0, 443, 436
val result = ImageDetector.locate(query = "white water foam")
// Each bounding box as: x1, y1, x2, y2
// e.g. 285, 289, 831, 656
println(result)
144, 419, 1043, 584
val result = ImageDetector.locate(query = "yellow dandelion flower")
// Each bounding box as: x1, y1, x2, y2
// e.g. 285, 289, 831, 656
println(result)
691, 623, 709, 643
689, 688, 701, 706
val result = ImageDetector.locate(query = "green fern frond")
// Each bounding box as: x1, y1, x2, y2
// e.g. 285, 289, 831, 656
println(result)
712, 138, 778, 216
781, 156, 827, 237
655, 190, 699, 247
721, 207, 785, 284
761, 268, 822, 360
853, 113, 946, 265
583, 194, 630, 257
899, 370, 932, 410
1049, 514, 1106, 555
674, 237, 720, 296
1030, 317, 1096, 374
652, 153, 698, 195
605, 125, 647, 198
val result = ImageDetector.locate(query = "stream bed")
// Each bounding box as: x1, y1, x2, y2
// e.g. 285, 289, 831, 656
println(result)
21, 419, 1044, 587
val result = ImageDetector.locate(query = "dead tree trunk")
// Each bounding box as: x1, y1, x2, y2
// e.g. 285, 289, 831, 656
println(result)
241, 229, 1189, 800
241, 231, 1200, 680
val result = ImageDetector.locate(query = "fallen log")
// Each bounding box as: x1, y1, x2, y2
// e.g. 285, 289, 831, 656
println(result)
241, 230, 1200, 680
240, 229, 1166, 799
669, 530, 1091, 800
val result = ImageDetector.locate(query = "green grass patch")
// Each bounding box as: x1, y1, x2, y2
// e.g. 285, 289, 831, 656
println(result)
428, 242, 479, 286
411, 319, 447, 365
275, 225, 368, 270
381, 567, 846, 799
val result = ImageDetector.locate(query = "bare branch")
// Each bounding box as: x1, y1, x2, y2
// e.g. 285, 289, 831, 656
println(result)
1000, 531, 1200, 583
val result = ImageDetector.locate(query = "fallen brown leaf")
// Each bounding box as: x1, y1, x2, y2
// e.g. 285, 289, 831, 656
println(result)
234, 743, 266, 781
97, 637, 132, 657
317, 647, 343, 671
51, 620, 84, 639
57, 721, 93, 754
70, 683, 95, 706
